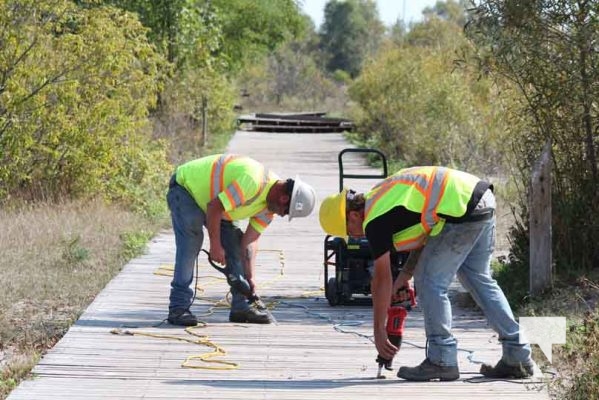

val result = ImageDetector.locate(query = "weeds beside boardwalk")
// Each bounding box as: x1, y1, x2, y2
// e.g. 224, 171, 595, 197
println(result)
0, 200, 165, 399
519, 280, 599, 400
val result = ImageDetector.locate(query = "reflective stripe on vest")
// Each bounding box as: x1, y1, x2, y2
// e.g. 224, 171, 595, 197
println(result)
222, 168, 271, 221
211, 154, 271, 207
244, 167, 271, 206
365, 167, 452, 252
252, 207, 273, 229
366, 167, 449, 230
210, 154, 237, 200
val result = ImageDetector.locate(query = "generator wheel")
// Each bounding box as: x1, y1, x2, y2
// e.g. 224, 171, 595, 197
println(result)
326, 277, 340, 306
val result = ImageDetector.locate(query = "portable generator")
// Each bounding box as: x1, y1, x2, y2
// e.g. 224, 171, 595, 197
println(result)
323, 148, 409, 306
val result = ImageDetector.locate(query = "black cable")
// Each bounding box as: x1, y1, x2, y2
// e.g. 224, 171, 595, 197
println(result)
189, 255, 200, 310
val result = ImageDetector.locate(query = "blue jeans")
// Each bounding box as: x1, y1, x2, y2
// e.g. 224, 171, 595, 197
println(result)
167, 181, 249, 312
413, 215, 532, 367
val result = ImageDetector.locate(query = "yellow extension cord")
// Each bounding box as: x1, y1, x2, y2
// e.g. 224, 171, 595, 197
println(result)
111, 249, 291, 370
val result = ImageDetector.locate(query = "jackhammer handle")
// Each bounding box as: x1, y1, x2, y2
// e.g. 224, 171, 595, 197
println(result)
200, 249, 227, 274
201, 249, 256, 299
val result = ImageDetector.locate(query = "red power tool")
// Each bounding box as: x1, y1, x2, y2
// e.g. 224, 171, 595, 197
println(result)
376, 286, 416, 378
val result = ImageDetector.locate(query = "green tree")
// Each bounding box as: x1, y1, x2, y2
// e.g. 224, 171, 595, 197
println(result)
466, 0, 599, 274
422, 0, 468, 26
388, 19, 408, 46
238, 37, 339, 112
93, 0, 307, 161
101, 0, 307, 74
212, 0, 308, 73
92, 0, 223, 70
320, 0, 384, 77
348, 17, 514, 175
0, 0, 169, 210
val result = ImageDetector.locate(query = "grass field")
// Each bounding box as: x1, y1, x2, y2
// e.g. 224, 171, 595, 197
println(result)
0, 200, 165, 398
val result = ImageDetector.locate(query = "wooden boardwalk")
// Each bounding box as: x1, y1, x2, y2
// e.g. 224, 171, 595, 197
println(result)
8, 131, 549, 399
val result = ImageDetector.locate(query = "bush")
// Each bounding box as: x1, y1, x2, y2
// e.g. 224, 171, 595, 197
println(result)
348, 35, 515, 175
0, 0, 170, 211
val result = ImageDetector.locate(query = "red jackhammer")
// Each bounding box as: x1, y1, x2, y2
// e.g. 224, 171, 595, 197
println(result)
376, 286, 416, 379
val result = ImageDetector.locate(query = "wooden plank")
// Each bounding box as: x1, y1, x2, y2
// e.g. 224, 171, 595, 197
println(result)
237, 113, 348, 124
7, 131, 549, 400
242, 117, 344, 125
241, 124, 350, 133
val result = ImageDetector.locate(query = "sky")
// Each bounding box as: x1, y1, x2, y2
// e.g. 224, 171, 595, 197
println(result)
300, 0, 440, 28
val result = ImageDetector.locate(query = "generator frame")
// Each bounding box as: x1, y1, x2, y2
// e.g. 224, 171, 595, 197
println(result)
323, 148, 408, 306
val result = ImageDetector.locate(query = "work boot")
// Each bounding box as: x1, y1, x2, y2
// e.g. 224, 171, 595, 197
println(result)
167, 308, 198, 327
480, 360, 534, 379
229, 308, 272, 324
397, 358, 460, 381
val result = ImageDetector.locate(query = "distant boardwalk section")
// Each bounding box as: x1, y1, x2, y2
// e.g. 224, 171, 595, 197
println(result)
237, 112, 354, 133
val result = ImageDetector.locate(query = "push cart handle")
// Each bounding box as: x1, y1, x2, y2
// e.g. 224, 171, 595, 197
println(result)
338, 148, 388, 192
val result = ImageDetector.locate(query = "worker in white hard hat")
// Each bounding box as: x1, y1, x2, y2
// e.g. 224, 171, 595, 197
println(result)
167, 154, 316, 325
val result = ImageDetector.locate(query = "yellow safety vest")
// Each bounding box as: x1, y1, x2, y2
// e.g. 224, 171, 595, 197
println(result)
175, 154, 278, 233
364, 166, 480, 251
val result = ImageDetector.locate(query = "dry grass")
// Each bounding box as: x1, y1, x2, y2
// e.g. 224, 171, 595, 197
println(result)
0, 199, 163, 399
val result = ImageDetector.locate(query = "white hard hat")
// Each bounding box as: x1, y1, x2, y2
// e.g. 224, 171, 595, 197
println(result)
288, 175, 316, 221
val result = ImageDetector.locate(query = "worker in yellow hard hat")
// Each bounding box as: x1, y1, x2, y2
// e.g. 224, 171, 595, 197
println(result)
167, 154, 316, 326
319, 166, 534, 382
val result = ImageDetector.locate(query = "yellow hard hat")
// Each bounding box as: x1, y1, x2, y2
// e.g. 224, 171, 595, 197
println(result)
319, 189, 347, 237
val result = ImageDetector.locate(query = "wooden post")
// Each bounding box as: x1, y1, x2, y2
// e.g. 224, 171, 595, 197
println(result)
200, 96, 208, 148
529, 140, 552, 296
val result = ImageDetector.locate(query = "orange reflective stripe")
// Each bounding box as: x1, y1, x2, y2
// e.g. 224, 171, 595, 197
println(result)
394, 234, 426, 251
224, 189, 236, 209
250, 208, 272, 230
253, 215, 270, 229
421, 170, 435, 231
365, 176, 428, 219
245, 167, 269, 206
367, 167, 474, 248
230, 181, 245, 205
253, 219, 268, 229
210, 167, 217, 200
421, 167, 449, 231
431, 170, 449, 223
210, 154, 236, 199
365, 181, 393, 219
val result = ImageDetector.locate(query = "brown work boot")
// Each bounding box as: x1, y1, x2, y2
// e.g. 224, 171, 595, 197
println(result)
229, 308, 272, 324
397, 358, 460, 381
480, 360, 534, 379
167, 308, 198, 327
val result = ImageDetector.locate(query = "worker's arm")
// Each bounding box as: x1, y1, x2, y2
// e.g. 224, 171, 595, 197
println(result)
392, 247, 423, 301
206, 197, 226, 265
240, 224, 261, 294
371, 251, 397, 360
